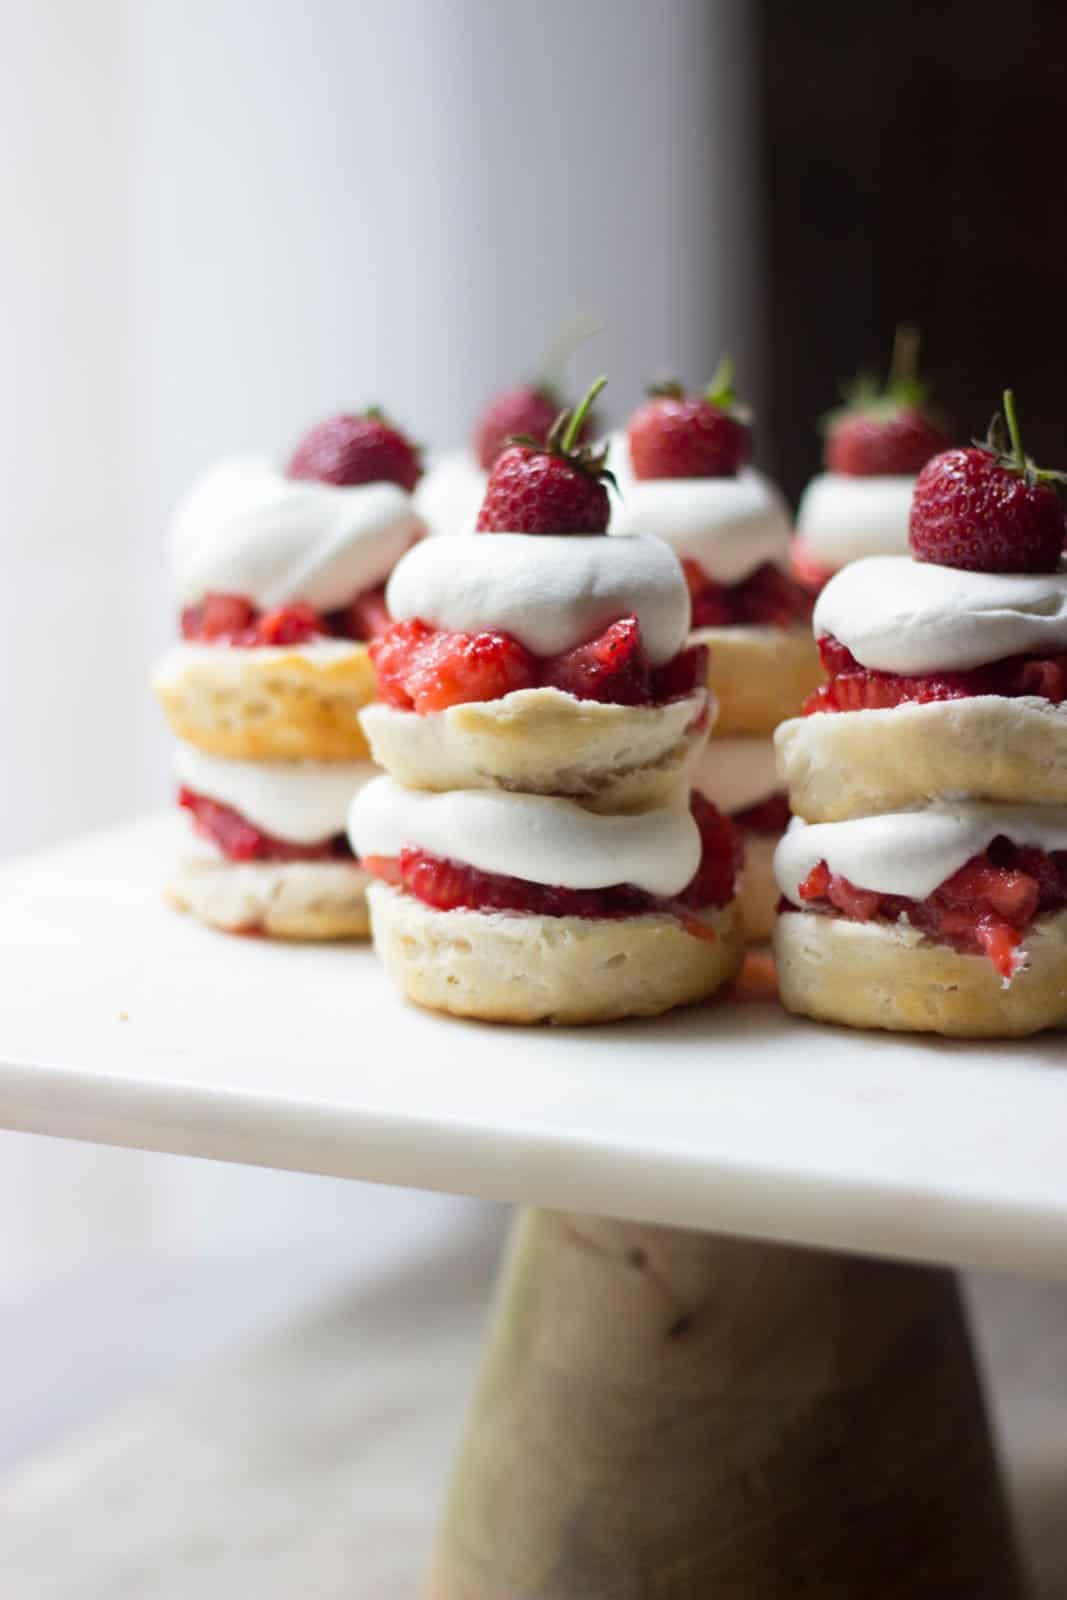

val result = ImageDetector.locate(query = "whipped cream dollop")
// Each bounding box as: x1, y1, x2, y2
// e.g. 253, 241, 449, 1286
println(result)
796, 474, 916, 569
172, 458, 423, 611
349, 776, 700, 897
816, 554, 1067, 673
610, 467, 792, 584
776, 803, 1067, 905
413, 448, 485, 538
176, 746, 377, 844
386, 532, 689, 666
694, 738, 780, 816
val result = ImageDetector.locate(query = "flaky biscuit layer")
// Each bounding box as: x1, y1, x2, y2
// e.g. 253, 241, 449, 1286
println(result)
366, 884, 742, 1025
360, 687, 709, 812
776, 696, 1067, 822
775, 909, 1067, 1037
166, 856, 371, 940
154, 643, 376, 761
694, 625, 823, 737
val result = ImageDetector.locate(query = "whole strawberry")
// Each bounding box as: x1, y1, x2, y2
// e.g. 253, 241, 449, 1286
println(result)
288, 409, 422, 491
909, 391, 1067, 574
475, 377, 613, 534
474, 384, 577, 470
823, 326, 951, 477
627, 357, 752, 480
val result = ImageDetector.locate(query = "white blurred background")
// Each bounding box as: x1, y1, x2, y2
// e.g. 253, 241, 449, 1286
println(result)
0, 0, 757, 1465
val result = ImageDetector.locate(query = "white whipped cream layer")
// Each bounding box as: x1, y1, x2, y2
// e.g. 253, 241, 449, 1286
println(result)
172, 457, 423, 611
694, 738, 781, 816
609, 468, 792, 584
348, 776, 700, 897
776, 803, 1067, 905
796, 474, 915, 569
386, 532, 689, 666
176, 745, 376, 844
815, 555, 1067, 673
413, 448, 485, 538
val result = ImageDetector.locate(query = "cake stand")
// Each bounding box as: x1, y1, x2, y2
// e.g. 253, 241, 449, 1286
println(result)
3, 815, 1058, 1595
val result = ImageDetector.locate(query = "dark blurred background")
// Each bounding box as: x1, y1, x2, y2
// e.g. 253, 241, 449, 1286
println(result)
758, 0, 1067, 499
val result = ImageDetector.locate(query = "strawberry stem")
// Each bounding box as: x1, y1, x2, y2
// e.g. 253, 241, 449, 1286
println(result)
1002, 388, 1025, 469
704, 354, 735, 408
888, 324, 919, 393
562, 375, 606, 453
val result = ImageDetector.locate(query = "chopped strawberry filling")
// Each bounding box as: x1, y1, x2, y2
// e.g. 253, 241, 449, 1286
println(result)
179, 788, 354, 863
682, 558, 813, 630
365, 793, 741, 929
369, 614, 708, 714
732, 792, 791, 835
794, 837, 1067, 979
805, 634, 1067, 715
180, 584, 393, 647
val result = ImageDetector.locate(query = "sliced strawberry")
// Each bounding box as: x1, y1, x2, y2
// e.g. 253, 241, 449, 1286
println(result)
255, 602, 322, 646
677, 794, 743, 909
179, 789, 351, 862
369, 619, 538, 714
826, 878, 883, 920
973, 917, 1023, 981
181, 592, 257, 642
342, 584, 392, 641
939, 858, 1039, 924
649, 642, 708, 702
542, 616, 653, 706
798, 861, 831, 900
732, 792, 791, 834
684, 558, 812, 630
808, 634, 1067, 716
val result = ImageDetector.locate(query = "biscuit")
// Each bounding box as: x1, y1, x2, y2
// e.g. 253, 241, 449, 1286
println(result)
154, 642, 376, 761
776, 695, 1067, 822
366, 883, 742, 1024
775, 908, 1067, 1037
738, 830, 779, 943
360, 687, 709, 812
167, 855, 371, 940
693, 625, 823, 736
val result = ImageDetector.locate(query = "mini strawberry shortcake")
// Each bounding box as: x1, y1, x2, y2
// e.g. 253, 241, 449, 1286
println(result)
154, 410, 424, 761
793, 330, 951, 591
778, 395, 1067, 823
168, 750, 378, 939
775, 391, 1067, 1036
775, 805, 1067, 1037
348, 777, 743, 1024
692, 739, 786, 941
415, 376, 593, 538
360, 381, 710, 811
611, 362, 822, 737
154, 408, 424, 939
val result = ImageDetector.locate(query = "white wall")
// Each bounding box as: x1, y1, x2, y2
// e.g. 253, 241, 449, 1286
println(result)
0, 0, 758, 842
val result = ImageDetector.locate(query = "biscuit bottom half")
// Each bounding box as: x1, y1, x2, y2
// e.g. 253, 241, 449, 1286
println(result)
366, 883, 743, 1025
775, 908, 1067, 1038
167, 856, 371, 940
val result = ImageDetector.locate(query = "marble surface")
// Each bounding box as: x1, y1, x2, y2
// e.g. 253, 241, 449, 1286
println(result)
1, 814, 1065, 1278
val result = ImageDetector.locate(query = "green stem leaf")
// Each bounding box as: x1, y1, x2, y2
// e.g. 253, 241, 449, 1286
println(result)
562, 376, 607, 454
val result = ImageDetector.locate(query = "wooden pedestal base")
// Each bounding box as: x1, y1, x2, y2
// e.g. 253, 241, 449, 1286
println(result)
430, 1210, 1026, 1599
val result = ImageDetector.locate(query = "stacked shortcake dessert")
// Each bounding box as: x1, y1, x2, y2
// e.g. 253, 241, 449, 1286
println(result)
794, 329, 951, 591
775, 393, 1067, 1036
153, 410, 424, 938
611, 363, 821, 939
350, 381, 744, 1024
